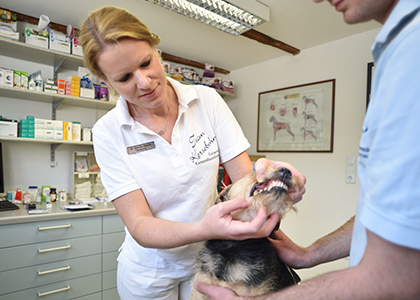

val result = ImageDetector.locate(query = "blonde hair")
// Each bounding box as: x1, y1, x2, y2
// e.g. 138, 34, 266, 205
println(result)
79, 6, 161, 78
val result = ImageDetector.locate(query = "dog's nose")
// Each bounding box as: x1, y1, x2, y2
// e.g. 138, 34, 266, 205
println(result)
277, 168, 292, 181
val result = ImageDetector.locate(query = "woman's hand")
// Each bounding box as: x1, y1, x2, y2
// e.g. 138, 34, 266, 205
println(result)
254, 158, 306, 204
199, 197, 280, 241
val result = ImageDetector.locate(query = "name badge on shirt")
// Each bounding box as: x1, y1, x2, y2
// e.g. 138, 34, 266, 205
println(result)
127, 142, 155, 154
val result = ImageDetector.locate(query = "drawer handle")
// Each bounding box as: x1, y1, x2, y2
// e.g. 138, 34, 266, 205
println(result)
38, 244, 71, 253
38, 265, 71, 275
38, 285, 71, 297
38, 224, 72, 231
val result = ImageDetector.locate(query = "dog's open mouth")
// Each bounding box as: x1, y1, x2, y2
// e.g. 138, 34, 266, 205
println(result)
251, 179, 289, 197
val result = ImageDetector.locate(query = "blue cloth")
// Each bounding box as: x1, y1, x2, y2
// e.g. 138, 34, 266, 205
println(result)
350, 0, 420, 266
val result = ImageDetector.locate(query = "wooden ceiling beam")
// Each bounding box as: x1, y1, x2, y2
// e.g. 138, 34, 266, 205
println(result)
241, 29, 300, 56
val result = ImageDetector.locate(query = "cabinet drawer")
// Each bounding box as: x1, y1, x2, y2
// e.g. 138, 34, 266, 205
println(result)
103, 251, 118, 272
0, 255, 101, 296
103, 288, 119, 300
0, 216, 101, 248
76, 292, 102, 300
0, 273, 101, 300
103, 269, 117, 290
0, 235, 101, 272
103, 231, 125, 253
103, 214, 125, 234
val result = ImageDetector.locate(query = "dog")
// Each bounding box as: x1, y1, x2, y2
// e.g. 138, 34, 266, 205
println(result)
190, 166, 301, 299
269, 116, 295, 141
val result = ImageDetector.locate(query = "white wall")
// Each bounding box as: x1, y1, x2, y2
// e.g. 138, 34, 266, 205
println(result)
227, 28, 380, 280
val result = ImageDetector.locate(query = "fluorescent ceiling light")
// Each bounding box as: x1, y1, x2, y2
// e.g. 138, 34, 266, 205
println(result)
144, 0, 269, 35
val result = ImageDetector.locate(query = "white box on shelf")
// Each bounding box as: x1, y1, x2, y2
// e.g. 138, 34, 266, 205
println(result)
0, 120, 17, 137
35, 128, 45, 139
24, 27, 49, 49
48, 28, 71, 54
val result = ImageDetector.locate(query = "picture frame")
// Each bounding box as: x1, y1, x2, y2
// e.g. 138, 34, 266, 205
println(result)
366, 62, 374, 110
257, 79, 335, 153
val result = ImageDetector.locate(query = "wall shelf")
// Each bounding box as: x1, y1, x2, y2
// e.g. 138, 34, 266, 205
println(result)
0, 85, 116, 110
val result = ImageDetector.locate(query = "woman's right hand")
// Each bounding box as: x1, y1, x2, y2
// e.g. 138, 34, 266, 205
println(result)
199, 197, 280, 241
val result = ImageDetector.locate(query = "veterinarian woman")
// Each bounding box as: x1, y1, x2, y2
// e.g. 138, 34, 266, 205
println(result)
79, 6, 305, 300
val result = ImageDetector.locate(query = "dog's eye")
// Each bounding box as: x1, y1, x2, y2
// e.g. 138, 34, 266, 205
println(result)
219, 194, 227, 202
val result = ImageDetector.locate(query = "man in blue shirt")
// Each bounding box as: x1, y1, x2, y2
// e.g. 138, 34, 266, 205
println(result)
195, 0, 420, 299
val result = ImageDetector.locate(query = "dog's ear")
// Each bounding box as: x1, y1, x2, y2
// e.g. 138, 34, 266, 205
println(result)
216, 185, 231, 204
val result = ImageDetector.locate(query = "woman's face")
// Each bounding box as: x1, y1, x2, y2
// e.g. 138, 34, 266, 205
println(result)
97, 38, 167, 109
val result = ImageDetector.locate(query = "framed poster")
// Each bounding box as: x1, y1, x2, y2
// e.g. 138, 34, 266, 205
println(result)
366, 62, 374, 110
257, 79, 335, 152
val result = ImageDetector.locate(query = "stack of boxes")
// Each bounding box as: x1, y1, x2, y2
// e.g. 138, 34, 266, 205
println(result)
66, 76, 81, 97
19, 116, 34, 138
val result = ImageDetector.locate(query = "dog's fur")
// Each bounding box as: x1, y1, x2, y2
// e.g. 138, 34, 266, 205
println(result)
190, 166, 301, 299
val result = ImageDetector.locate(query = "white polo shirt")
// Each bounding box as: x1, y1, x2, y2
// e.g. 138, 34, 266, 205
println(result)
350, 0, 420, 266
93, 77, 250, 274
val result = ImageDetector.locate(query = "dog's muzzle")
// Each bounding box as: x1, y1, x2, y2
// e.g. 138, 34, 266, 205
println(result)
251, 168, 292, 197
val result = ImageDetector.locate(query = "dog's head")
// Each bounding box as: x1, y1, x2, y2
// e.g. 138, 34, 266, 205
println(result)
217, 166, 300, 222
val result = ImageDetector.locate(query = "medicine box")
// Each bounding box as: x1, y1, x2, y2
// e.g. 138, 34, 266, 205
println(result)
49, 29, 71, 54
0, 9, 19, 40
0, 120, 18, 137
0, 68, 4, 86
24, 27, 49, 49
82, 127, 91, 142
44, 120, 54, 130
72, 36, 83, 57
35, 128, 45, 139
63, 121, 72, 141
4, 69, 13, 87
45, 129, 54, 139
72, 122, 81, 142
35, 118, 45, 129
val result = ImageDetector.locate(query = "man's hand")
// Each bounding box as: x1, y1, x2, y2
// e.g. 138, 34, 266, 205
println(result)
194, 282, 244, 300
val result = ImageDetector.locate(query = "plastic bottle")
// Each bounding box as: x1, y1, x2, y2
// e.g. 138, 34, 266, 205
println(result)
28, 186, 38, 202
28, 75, 35, 90
35, 191, 42, 203
35, 71, 43, 92
59, 189, 67, 202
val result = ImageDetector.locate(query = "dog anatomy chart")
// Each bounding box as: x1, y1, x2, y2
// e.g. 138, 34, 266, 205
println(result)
258, 80, 335, 152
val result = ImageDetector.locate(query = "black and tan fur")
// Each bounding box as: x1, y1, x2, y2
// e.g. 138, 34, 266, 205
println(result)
190, 166, 301, 299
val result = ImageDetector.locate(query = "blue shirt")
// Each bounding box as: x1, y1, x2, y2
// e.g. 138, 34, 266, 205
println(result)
350, 0, 420, 266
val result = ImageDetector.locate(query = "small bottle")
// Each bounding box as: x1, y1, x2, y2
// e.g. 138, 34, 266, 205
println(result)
35, 191, 42, 203
50, 188, 57, 202
35, 71, 43, 92
28, 75, 35, 90
59, 189, 67, 202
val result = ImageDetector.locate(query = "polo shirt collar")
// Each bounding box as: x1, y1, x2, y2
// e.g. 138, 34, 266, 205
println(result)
375, 0, 420, 44
114, 77, 199, 129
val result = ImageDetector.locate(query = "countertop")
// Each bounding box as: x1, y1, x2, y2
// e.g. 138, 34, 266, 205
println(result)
0, 201, 118, 226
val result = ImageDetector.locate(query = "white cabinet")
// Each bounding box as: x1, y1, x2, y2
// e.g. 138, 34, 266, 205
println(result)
0, 214, 125, 299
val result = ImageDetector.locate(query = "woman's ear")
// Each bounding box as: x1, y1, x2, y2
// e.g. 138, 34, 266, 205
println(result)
100, 76, 113, 89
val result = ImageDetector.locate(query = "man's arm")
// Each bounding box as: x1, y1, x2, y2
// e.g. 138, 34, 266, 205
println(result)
271, 216, 354, 269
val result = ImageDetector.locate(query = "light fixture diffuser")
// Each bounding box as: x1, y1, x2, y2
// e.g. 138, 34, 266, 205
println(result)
144, 0, 269, 35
